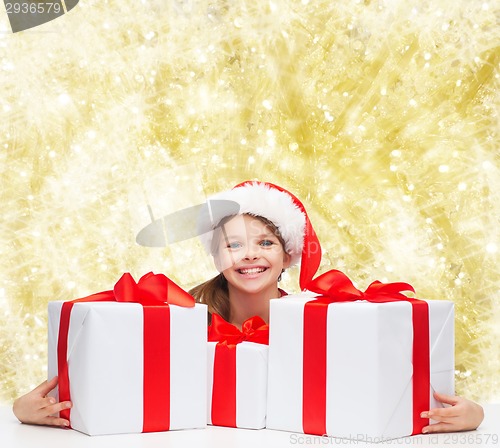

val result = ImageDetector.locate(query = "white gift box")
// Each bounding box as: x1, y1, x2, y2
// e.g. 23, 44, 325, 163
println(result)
48, 301, 207, 436
266, 293, 454, 441
207, 341, 268, 429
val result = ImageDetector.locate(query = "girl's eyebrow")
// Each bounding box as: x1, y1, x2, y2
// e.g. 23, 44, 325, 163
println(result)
247, 233, 279, 239
223, 233, 277, 240
256, 233, 278, 239
223, 234, 246, 240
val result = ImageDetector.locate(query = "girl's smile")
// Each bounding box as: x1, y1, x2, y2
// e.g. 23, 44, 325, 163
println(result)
236, 265, 269, 276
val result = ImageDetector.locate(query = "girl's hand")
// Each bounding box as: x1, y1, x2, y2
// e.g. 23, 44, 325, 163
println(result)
12, 376, 72, 427
421, 391, 484, 433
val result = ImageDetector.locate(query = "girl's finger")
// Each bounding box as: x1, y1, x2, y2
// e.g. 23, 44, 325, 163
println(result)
433, 391, 460, 406
33, 377, 59, 396
429, 414, 458, 424
41, 416, 70, 428
423, 422, 454, 434
428, 407, 461, 419
41, 396, 57, 409
45, 401, 72, 416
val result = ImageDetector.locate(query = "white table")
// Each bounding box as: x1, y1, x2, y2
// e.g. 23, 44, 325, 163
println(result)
2, 404, 499, 448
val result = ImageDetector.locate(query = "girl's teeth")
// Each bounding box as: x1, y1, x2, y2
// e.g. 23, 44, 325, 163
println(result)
240, 268, 266, 274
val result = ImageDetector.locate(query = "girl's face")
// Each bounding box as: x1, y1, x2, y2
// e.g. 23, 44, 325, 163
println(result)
214, 214, 291, 296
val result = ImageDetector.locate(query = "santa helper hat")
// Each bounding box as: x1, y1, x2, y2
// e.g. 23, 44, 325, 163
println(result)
204, 181, 322, 290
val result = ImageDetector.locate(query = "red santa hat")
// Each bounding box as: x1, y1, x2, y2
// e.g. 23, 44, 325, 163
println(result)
202, 181, 321, 289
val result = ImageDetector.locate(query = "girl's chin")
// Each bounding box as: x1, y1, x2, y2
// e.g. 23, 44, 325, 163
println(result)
232, 279, 279, 295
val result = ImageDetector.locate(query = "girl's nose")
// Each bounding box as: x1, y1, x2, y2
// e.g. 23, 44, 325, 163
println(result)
243, 243, 259, 260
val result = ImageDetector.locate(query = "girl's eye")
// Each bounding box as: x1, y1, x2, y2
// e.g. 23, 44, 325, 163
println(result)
260, 239, 275, 247
227, 241, 242, 249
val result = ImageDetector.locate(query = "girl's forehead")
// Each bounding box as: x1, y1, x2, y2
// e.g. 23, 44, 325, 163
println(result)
222, 214, 274, 235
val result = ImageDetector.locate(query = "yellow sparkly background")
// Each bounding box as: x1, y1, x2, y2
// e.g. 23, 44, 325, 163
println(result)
1, 0, 498, 405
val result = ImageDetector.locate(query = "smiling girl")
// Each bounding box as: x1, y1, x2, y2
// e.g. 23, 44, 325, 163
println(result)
190, 181, 320, 328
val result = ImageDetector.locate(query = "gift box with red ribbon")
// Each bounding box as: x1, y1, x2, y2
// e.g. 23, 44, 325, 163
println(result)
207, 314, 269, 429
266, 270, 454, 441
47, 272, 207, 436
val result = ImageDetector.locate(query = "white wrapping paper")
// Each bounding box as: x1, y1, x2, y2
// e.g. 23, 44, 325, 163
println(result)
207, 341, 268, 429
48, 301, 207, 435
266, 294, 454, 441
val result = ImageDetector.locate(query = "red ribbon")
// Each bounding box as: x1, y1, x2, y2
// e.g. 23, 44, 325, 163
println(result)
56, 272, 195, 432
208, 313, 269, 345
208, 314, 269, 427
302, 270, 429, 436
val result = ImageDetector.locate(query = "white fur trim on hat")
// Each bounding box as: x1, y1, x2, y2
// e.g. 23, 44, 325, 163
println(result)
201, 182, 306, 267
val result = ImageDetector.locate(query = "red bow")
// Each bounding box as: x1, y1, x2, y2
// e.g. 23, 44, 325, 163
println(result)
208, 314, 269, 346
301, 269, 429, 436
69, 271, 195, 307
306, 269, 415, 303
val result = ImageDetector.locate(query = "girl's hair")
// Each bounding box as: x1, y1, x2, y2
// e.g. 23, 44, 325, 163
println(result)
189, 214, 287, 323
189, 273, 230, 323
